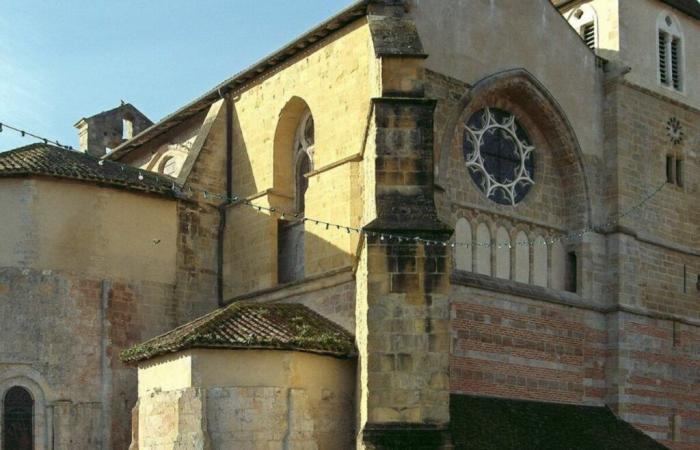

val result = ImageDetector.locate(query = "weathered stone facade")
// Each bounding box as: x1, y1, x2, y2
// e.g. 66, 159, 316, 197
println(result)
1, 0, 698, 449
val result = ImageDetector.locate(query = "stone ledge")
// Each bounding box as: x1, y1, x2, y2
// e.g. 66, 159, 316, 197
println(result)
224, 266, 353, 305
451, 270, 700, 327
451, 270, 596, 311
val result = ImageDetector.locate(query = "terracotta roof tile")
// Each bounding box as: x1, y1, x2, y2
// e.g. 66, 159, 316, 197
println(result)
0, 143, 175, 195
121, 302, 357, 363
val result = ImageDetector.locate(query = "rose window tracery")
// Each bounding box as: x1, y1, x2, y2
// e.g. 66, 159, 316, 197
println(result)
463, 107, 535, 205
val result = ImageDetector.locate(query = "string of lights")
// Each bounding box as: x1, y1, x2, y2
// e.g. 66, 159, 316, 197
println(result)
176, 180, 666, 249
0, 121, 74, 150
0, 121, 666, 249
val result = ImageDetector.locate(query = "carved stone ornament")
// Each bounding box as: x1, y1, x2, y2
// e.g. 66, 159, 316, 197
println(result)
463, 107, 535, 206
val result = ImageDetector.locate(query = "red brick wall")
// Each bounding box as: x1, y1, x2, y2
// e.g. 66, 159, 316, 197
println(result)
450, 289, 606, 406
609, 313, 700, 449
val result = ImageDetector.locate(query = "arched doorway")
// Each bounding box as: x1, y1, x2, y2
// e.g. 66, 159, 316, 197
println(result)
3, 386, 33, 450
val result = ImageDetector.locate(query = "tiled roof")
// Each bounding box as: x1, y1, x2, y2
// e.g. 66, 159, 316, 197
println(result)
121, 302, 357, 363
450, 395, 670, 450
0, 143, 175, 195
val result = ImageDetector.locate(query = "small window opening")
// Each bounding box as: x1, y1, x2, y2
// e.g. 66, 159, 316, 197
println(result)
3, 386, 34, 450
666, 155, 675, 183
581, 22, 596, 49
565, 251, 577, 293
122, 114, 134, 140
675, 159, 683, 187
696, 274, 700, 292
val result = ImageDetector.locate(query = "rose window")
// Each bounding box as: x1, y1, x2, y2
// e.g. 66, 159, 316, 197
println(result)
463, 107, 535, 205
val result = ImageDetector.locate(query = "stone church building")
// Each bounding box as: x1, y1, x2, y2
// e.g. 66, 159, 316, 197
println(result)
0, 0, 698, 448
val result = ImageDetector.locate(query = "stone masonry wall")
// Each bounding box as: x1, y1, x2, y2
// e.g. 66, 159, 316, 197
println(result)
222, 18, 373, 298
138, 386, 344, 450
138, 387, 210, 449
604, 79, 700, 449
605, 81, 700, 318
0, 267, 179, 450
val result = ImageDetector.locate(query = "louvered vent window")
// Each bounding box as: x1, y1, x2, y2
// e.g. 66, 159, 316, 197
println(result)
581, 22, 595, 49
671, 37, 681, 90
659, 31, 669, 85
658, 14, 683, 92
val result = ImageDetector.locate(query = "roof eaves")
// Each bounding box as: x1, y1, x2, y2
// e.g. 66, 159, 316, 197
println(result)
108, 0, 371, 161
0, 143, 178, 197
660, 0, 700, 19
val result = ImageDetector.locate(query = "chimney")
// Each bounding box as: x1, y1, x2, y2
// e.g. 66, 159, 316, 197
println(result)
74, 103, 153, 158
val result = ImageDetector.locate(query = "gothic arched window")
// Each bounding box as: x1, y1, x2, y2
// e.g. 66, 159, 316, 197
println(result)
3, 386, 33, 450
278, 108, 314, 284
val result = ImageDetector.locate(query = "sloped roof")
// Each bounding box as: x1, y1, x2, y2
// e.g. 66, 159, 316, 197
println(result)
0, 143, 175, 195
121, 302, 357, 364
450, 395, 670, 450
661, 0, 700, 19
553, 0, 700, 19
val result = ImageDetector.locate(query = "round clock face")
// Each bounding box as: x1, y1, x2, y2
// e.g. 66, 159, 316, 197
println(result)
666, 117, 683, 145
463, 108, 535, 206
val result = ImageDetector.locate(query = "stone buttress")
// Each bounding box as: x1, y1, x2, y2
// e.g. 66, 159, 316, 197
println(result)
357, 2, 453, 448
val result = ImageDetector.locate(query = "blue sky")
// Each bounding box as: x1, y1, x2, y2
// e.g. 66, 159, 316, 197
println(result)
0, 0, 355, 152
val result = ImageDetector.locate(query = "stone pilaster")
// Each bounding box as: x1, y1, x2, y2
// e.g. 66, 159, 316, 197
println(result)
358, 74, 452, 450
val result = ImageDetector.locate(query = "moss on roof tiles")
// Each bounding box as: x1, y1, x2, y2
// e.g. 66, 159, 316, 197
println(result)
450, 395, 670, 450
121, 302, 357, 363
0, 143, 175, 195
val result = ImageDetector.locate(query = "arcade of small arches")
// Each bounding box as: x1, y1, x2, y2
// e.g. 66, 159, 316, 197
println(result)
453, 216, 578, 293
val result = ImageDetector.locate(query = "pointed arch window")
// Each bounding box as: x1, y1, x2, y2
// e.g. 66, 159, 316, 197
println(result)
278, 107, 314, 284
3, 386, 33, 450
